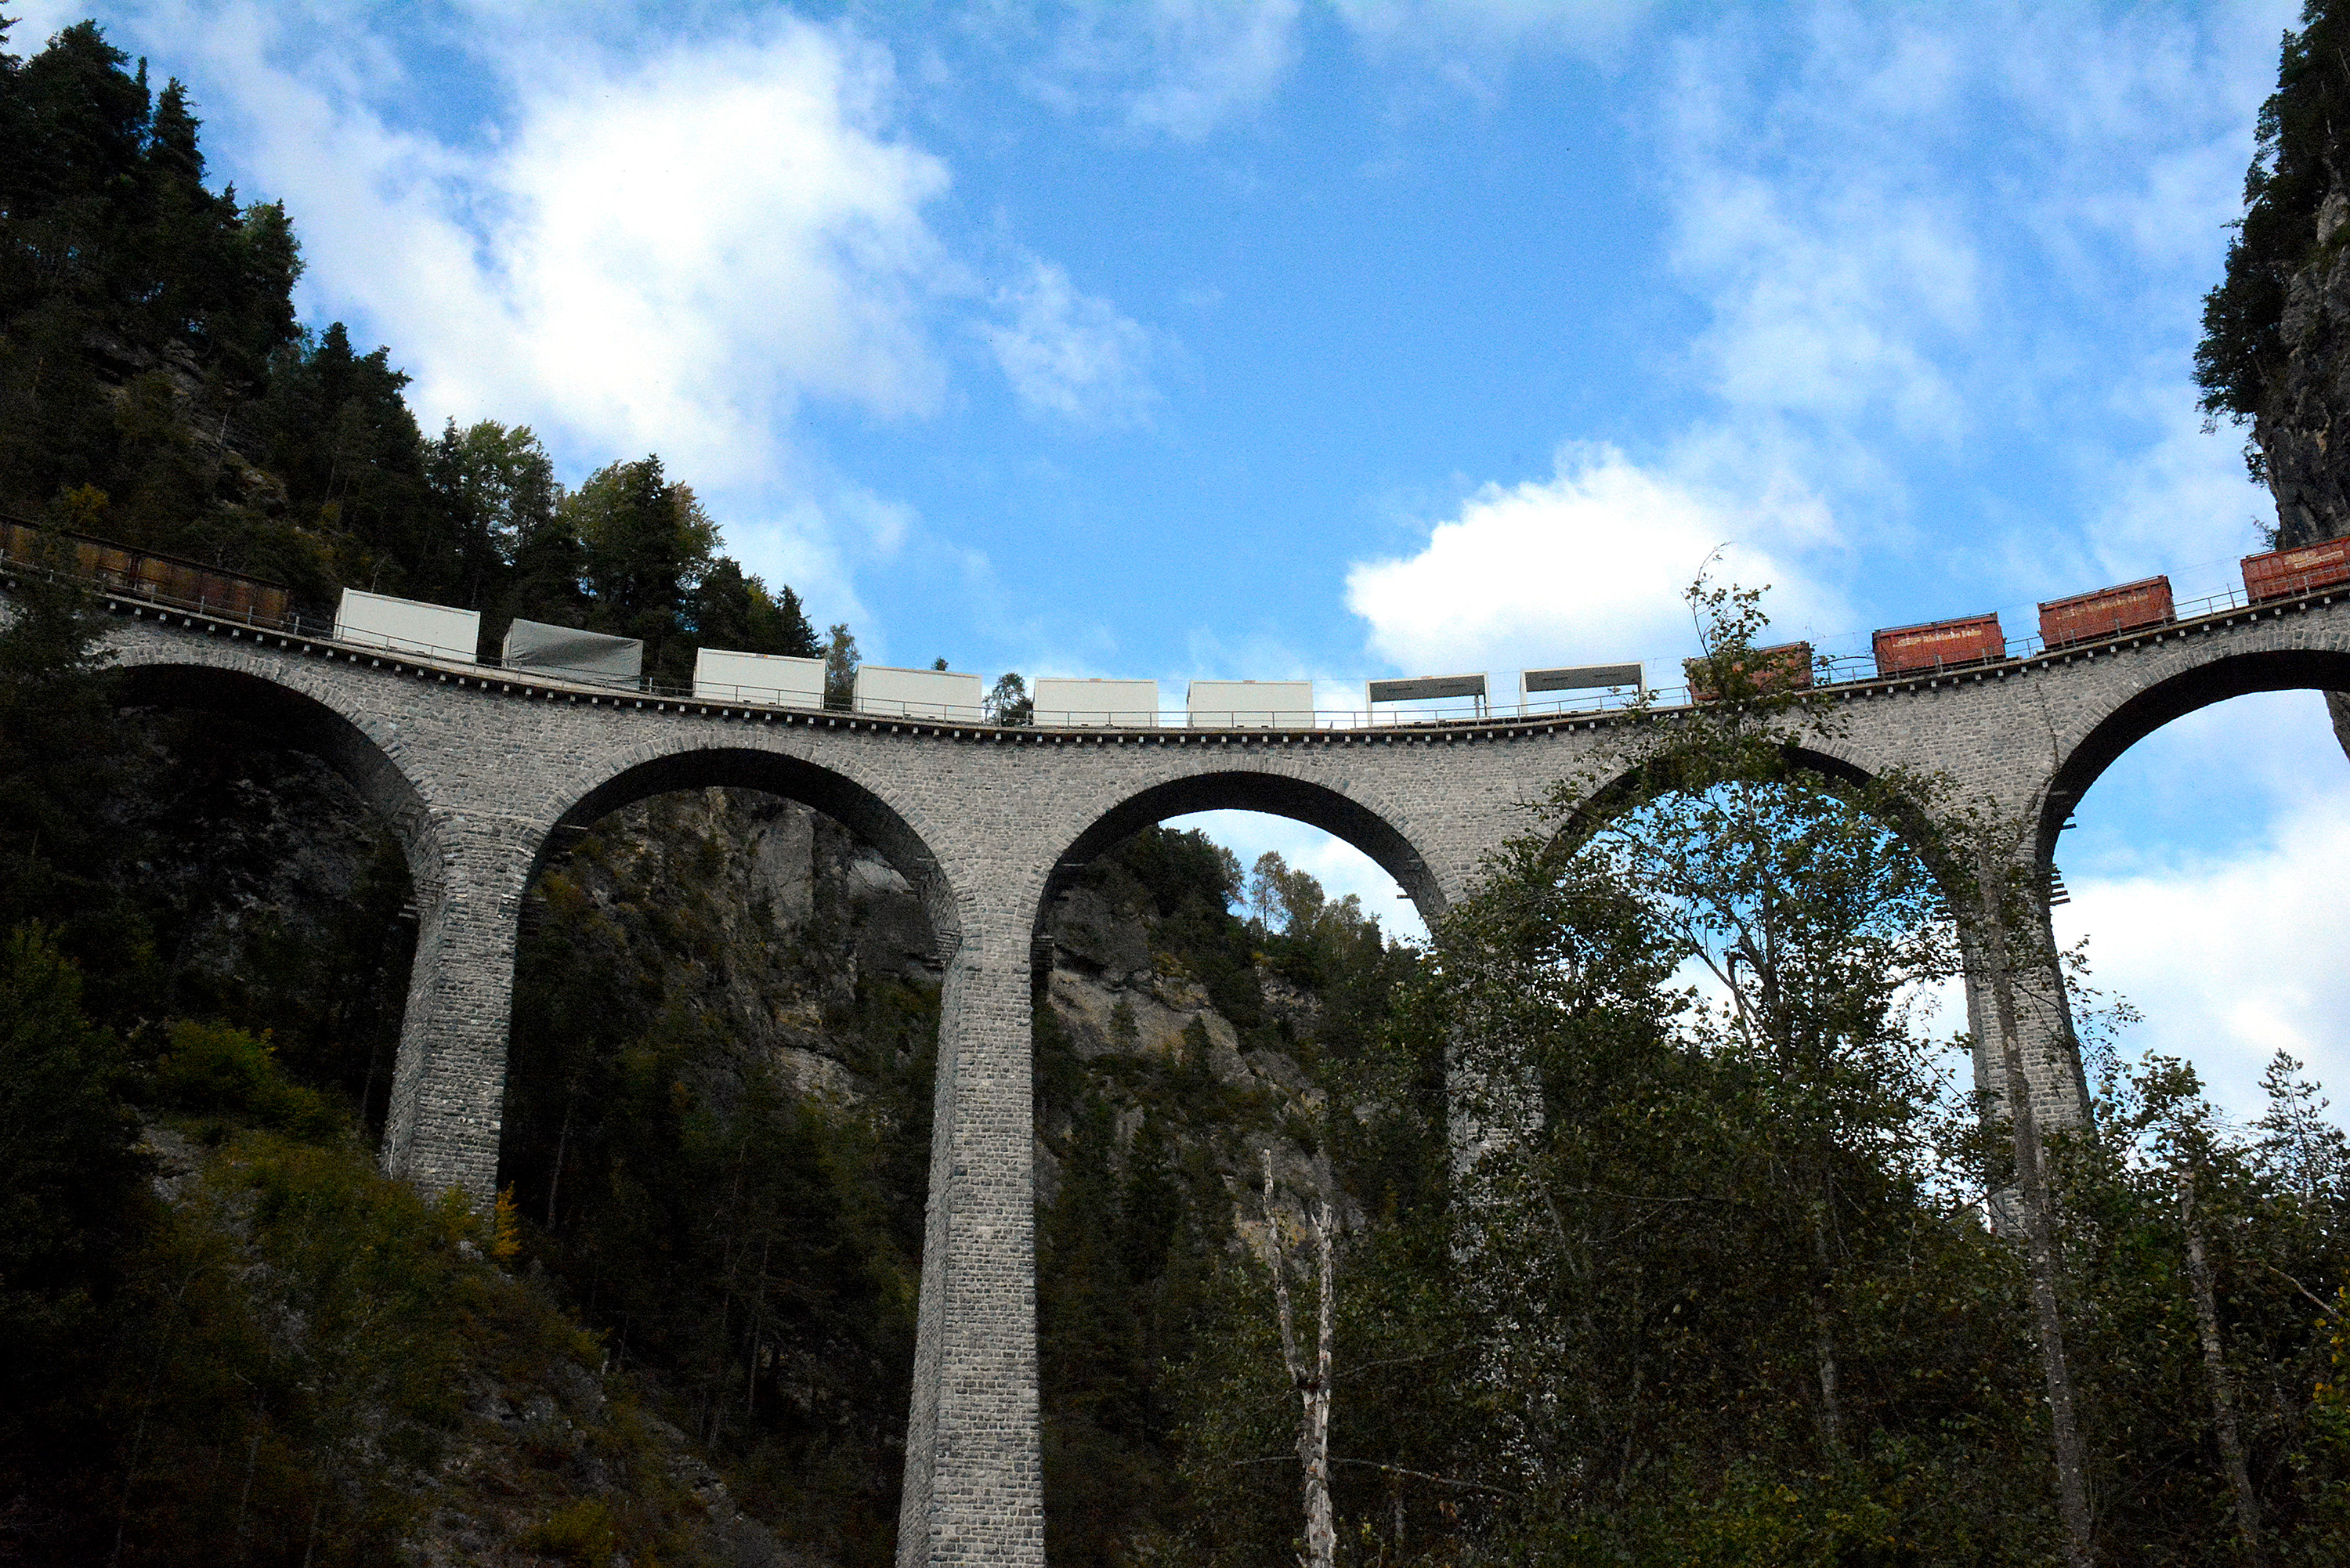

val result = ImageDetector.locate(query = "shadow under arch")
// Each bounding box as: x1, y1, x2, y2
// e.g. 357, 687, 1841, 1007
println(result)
114, 659, 439, 880
1034, 768, 1444, 962
2039, 645, 2350, 864
544, 746, 963, 957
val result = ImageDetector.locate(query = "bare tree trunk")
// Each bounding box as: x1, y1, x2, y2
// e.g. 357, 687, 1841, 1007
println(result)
1261, 1151, 1337, 1568
1809, 1201, 1845, 1455
1979, 868, 2095, 1566
2179, 1170, 2263, 1561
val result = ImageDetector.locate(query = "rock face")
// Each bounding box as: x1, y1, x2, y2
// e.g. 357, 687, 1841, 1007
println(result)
529, 786, 946, 1104
2250, 186, 2350, 757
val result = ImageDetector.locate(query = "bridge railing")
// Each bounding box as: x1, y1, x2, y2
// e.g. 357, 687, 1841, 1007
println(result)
9, 521, 2312, 732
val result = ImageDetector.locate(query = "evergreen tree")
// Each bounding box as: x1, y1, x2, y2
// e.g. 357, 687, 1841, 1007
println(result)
0, 23, 302, 521
562, 455, 717, 685
258, 322, 435, 597
692, 556, 820, 659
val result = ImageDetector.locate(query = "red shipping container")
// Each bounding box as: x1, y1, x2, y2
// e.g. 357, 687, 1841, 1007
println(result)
2038, 576, 2174, 649
1685, 641, 1813, 702
1873, 612, 2005, 677
2243, 537, 2350, 602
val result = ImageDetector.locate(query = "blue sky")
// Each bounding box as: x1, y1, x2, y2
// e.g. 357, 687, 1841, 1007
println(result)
19, 0, 2345, 1121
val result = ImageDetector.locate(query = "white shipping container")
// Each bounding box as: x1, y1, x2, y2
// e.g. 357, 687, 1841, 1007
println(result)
1186, 679, 1316, 728
854, 664, 985, 720
1031, 677, 1159, 727
334, 587, 480, 664
694, 647, 826, 706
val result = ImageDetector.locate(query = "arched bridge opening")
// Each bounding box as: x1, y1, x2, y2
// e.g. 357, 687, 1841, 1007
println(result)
508, 745, 960, 1545
546, 745, 961, 957
2041, 647, 2350, 1120
2040, 644, 2350, 862
104, 660, 432, 1134
1025, 768, 1441, 1563
1036, 768, 1446, 951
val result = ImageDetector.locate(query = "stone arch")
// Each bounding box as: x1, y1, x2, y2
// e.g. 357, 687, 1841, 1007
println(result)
110, 656, 443, 886
101, 651, 490, 1177
544, 742, 964, 958
2038, 641, 2350, 863
1568, 736, 1965, 891
1036, 766, 1447, 956
1564, 730, 2092, 1122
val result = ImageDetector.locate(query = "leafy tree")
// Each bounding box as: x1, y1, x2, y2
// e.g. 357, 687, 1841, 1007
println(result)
824, 622, 860, 709
424, 417, 555, 627
985, 671, 1032, 725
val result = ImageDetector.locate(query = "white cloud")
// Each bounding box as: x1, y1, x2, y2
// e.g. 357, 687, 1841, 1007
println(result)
89, 1, 1047, 635
2055, 780, 2350, 1125
165, 7, 954, 488
982, 258, 1157, 424
1345, 443, 1844, 681
1670, 167, 1978, 442
1650, 3, 2287, 537
1025, 0, 1303, 142
1334, 0, 1654, 49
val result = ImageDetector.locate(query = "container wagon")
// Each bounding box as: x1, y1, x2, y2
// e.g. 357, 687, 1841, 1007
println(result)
1873, 612, 2005, 677
0, 518, 291, 624
2243, 537, 2350, 602
2038, 576, 2173, 649
1686, 641, 1813, 702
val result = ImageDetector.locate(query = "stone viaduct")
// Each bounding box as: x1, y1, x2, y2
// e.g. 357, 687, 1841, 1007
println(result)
74, 578, 2350, 1566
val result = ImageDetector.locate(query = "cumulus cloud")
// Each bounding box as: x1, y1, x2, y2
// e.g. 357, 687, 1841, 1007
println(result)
982, 259, 1157, 425
2055, 782, 2350, 1124
157, 5, 953, 490
1345, 443, 1843, 682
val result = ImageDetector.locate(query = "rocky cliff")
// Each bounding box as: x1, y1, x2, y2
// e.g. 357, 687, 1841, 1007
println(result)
2248, 187, 2350, 757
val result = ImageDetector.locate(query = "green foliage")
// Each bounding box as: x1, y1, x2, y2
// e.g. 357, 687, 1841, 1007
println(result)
693, 555, 820, 659
563, 455, 719, 685
0, 941, 757, 1566
152, 1018, 337, 1139
522, 1499, 622, 1566
2197, 2, 2350, 435
0, 924, 149, 1345
503, 793, 937, 1566
825, 620, 861, 708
